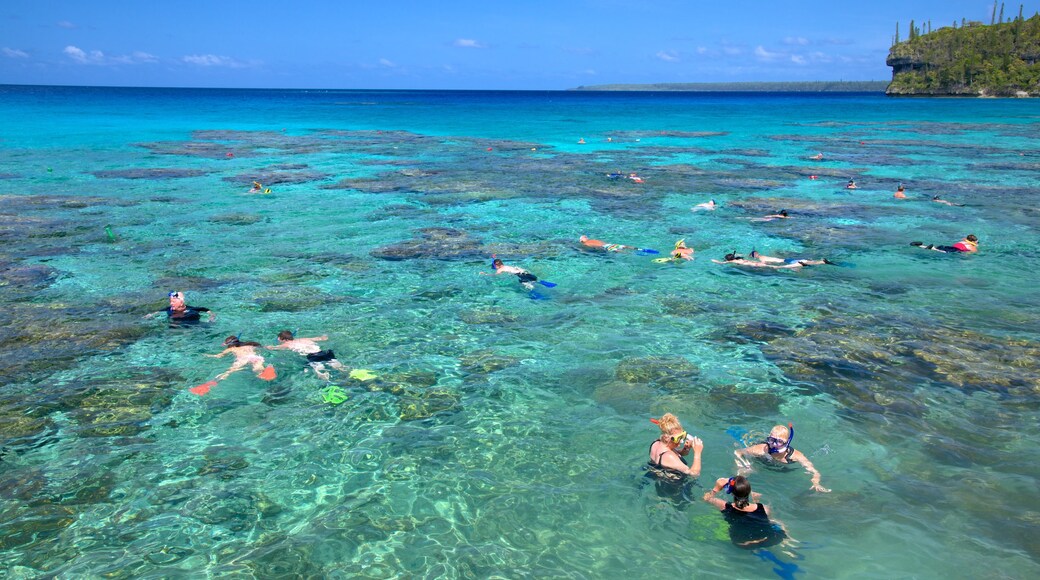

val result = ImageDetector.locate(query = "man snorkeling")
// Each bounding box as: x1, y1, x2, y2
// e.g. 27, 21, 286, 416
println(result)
266, 330, 346, 381
145, 291, 215, 326
712, 252, 803, 269
748, 250, 834, 267
482, 258, 541, 290
910, 234, 978, 254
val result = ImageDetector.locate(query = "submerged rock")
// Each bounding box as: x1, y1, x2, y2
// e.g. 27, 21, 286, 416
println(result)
615, 356, 700, 391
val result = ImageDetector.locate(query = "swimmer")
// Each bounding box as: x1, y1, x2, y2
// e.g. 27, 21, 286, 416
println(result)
647, 413, 704, 481
810, 153, 824, 160
750, 209, 789, 222
145, 291, 215, 326
628, 173, 644, 183
249, 181, 262, 193
482, 258, 541, 290
207, 336, 274, 381
606, 171, 625, 180
734, 423, 830, 492
910, 234, 978, 254
703, 475, 788, 549
749, 250, 834, 267
845, 179, 858, 189
578, 138, 586, 144
692, 199, 717, 212
579, 235, 652, 253
712, 252, 803, 269
894, 184, 907, 199
267, 330, 347, 381
931, 195, 965, 207
671, 239, 694, 260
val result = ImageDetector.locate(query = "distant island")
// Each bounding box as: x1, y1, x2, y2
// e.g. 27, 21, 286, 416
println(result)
569, 81, 888, 92
886, 9, 1040, 96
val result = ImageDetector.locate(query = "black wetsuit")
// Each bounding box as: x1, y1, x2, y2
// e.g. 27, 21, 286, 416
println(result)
165, 305, 210, 326
723, 502, 785, 549
517, 272, 538, 284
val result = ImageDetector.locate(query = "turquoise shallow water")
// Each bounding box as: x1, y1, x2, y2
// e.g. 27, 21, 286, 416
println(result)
1, 86, 1039, 578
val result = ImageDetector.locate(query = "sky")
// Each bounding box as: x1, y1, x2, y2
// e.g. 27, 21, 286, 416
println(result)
1, 1, 1032, 90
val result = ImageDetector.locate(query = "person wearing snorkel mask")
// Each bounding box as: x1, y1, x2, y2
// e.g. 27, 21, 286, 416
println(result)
208, 335, 269, 381
703, 475, 787, 549
734, 423, 830, 492
647, 413, 704, 483
144, 291, 216, 326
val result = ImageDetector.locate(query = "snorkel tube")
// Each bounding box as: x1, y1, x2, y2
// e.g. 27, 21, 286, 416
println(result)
767, 422, 794, 454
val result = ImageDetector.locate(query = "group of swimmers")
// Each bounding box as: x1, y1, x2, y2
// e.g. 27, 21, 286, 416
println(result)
147, 291, 348, 395
648, 413, 827, 549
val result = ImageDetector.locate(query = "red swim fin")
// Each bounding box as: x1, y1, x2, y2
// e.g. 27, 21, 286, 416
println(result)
190, 381, 218, 396
258, 365, 277, 381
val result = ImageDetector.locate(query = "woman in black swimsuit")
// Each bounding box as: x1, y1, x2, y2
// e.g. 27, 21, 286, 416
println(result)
703, 475, 787, 549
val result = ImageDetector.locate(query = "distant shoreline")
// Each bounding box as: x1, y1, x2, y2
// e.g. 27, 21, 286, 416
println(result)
569, 81, 889, 92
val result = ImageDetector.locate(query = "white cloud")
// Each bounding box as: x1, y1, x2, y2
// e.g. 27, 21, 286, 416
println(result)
57, 20, 77, 29
182, 54, 247, 68
452, 38, 486, 49
784, 37, 810, 46
656, 50, 680, 63
3, 47, 29, 58
378, 58, 396, 68
65, 45, 158, 65
754, 45, 783, 61
64, 45, 103, 64
790, 55, 807, 65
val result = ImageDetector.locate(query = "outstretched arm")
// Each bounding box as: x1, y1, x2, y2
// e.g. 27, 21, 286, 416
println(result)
702, 477, 731, 510
792, 450, 830, 492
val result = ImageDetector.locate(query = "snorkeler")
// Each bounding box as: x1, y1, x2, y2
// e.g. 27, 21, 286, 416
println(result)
703, 475, 788, 549
931, 195, 965, 207
190, 335, 276, 395
712, 252, 803, 269
810, 152, 824, 160
145, 291, 215, 326
481, 258, 548, 290
910, 234, 978, 254
579, 235, 640, 253
692, 200, 717, 212
266, 330, 347, 381
894, 184, 907, 199
671, 239, 694, 260
647, 413, 704, 481
749, 250, 834, 267
750, 210, 789, 222
846, 179, 858, 189
734, 423, 830, 492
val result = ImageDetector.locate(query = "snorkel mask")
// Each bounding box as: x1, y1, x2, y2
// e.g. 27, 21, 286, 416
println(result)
723, 477, 737, 494
766, 422, 794, 454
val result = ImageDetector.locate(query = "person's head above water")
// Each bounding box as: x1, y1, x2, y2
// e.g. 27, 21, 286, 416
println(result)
168, 291, 186, 309
767, 424, 793, 453
277, 330, 294, 342
492, 258, 504, 268
579, 235, 589, 243
652, 413, 690, 449
724, 252, 744, 262
727, 475, 753, 508
966, 234, 978, 243
779, 210, 788, 217
674, 239, 687, 249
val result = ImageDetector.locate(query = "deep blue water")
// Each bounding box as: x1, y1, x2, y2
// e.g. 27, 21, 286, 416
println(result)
1, 85, 1039, 578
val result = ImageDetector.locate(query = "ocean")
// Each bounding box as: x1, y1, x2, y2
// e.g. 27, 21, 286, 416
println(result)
1, 85, 1038, 578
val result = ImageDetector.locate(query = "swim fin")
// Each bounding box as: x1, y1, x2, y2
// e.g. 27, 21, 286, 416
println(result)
538, 280, 557, 288
258, 366, 277, 381
190, 381, 218, 396
637, 249, 660, 255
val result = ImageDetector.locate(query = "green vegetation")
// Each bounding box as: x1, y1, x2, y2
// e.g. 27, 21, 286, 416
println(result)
887, 9, 1040, 96
570, 81, 888, 92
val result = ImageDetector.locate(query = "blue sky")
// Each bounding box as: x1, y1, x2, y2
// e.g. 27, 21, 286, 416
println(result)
1, 1, 1031, 89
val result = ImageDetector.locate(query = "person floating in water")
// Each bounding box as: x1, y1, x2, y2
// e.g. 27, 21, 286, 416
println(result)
482, 258, 543, 290
580, 235, 634, 252
646, 413, 704, 494
191, 335, 277, 395
749, 250, 834, 267
910, 234, 978, 254
894, 184, 907, 199
628, 173, 644, 183
267, 330, 347, 381
703, 475, 788, 549
713, 252, 803, 269
671, 239, 694, 260
810, 152, 824, 160
931, 195, 964, 207
750, 209, 789, 222
692, 200, 717, 212
734, 423, 830, 492
145, 291, 215, 326
845, 179, 858, 189
249, 181, 263, 193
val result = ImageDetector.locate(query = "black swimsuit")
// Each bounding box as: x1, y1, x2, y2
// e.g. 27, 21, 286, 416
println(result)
646, 441, 688, 482
165, 305, 210, 325
306, 349, 336, 363
723, 502, 785, 549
